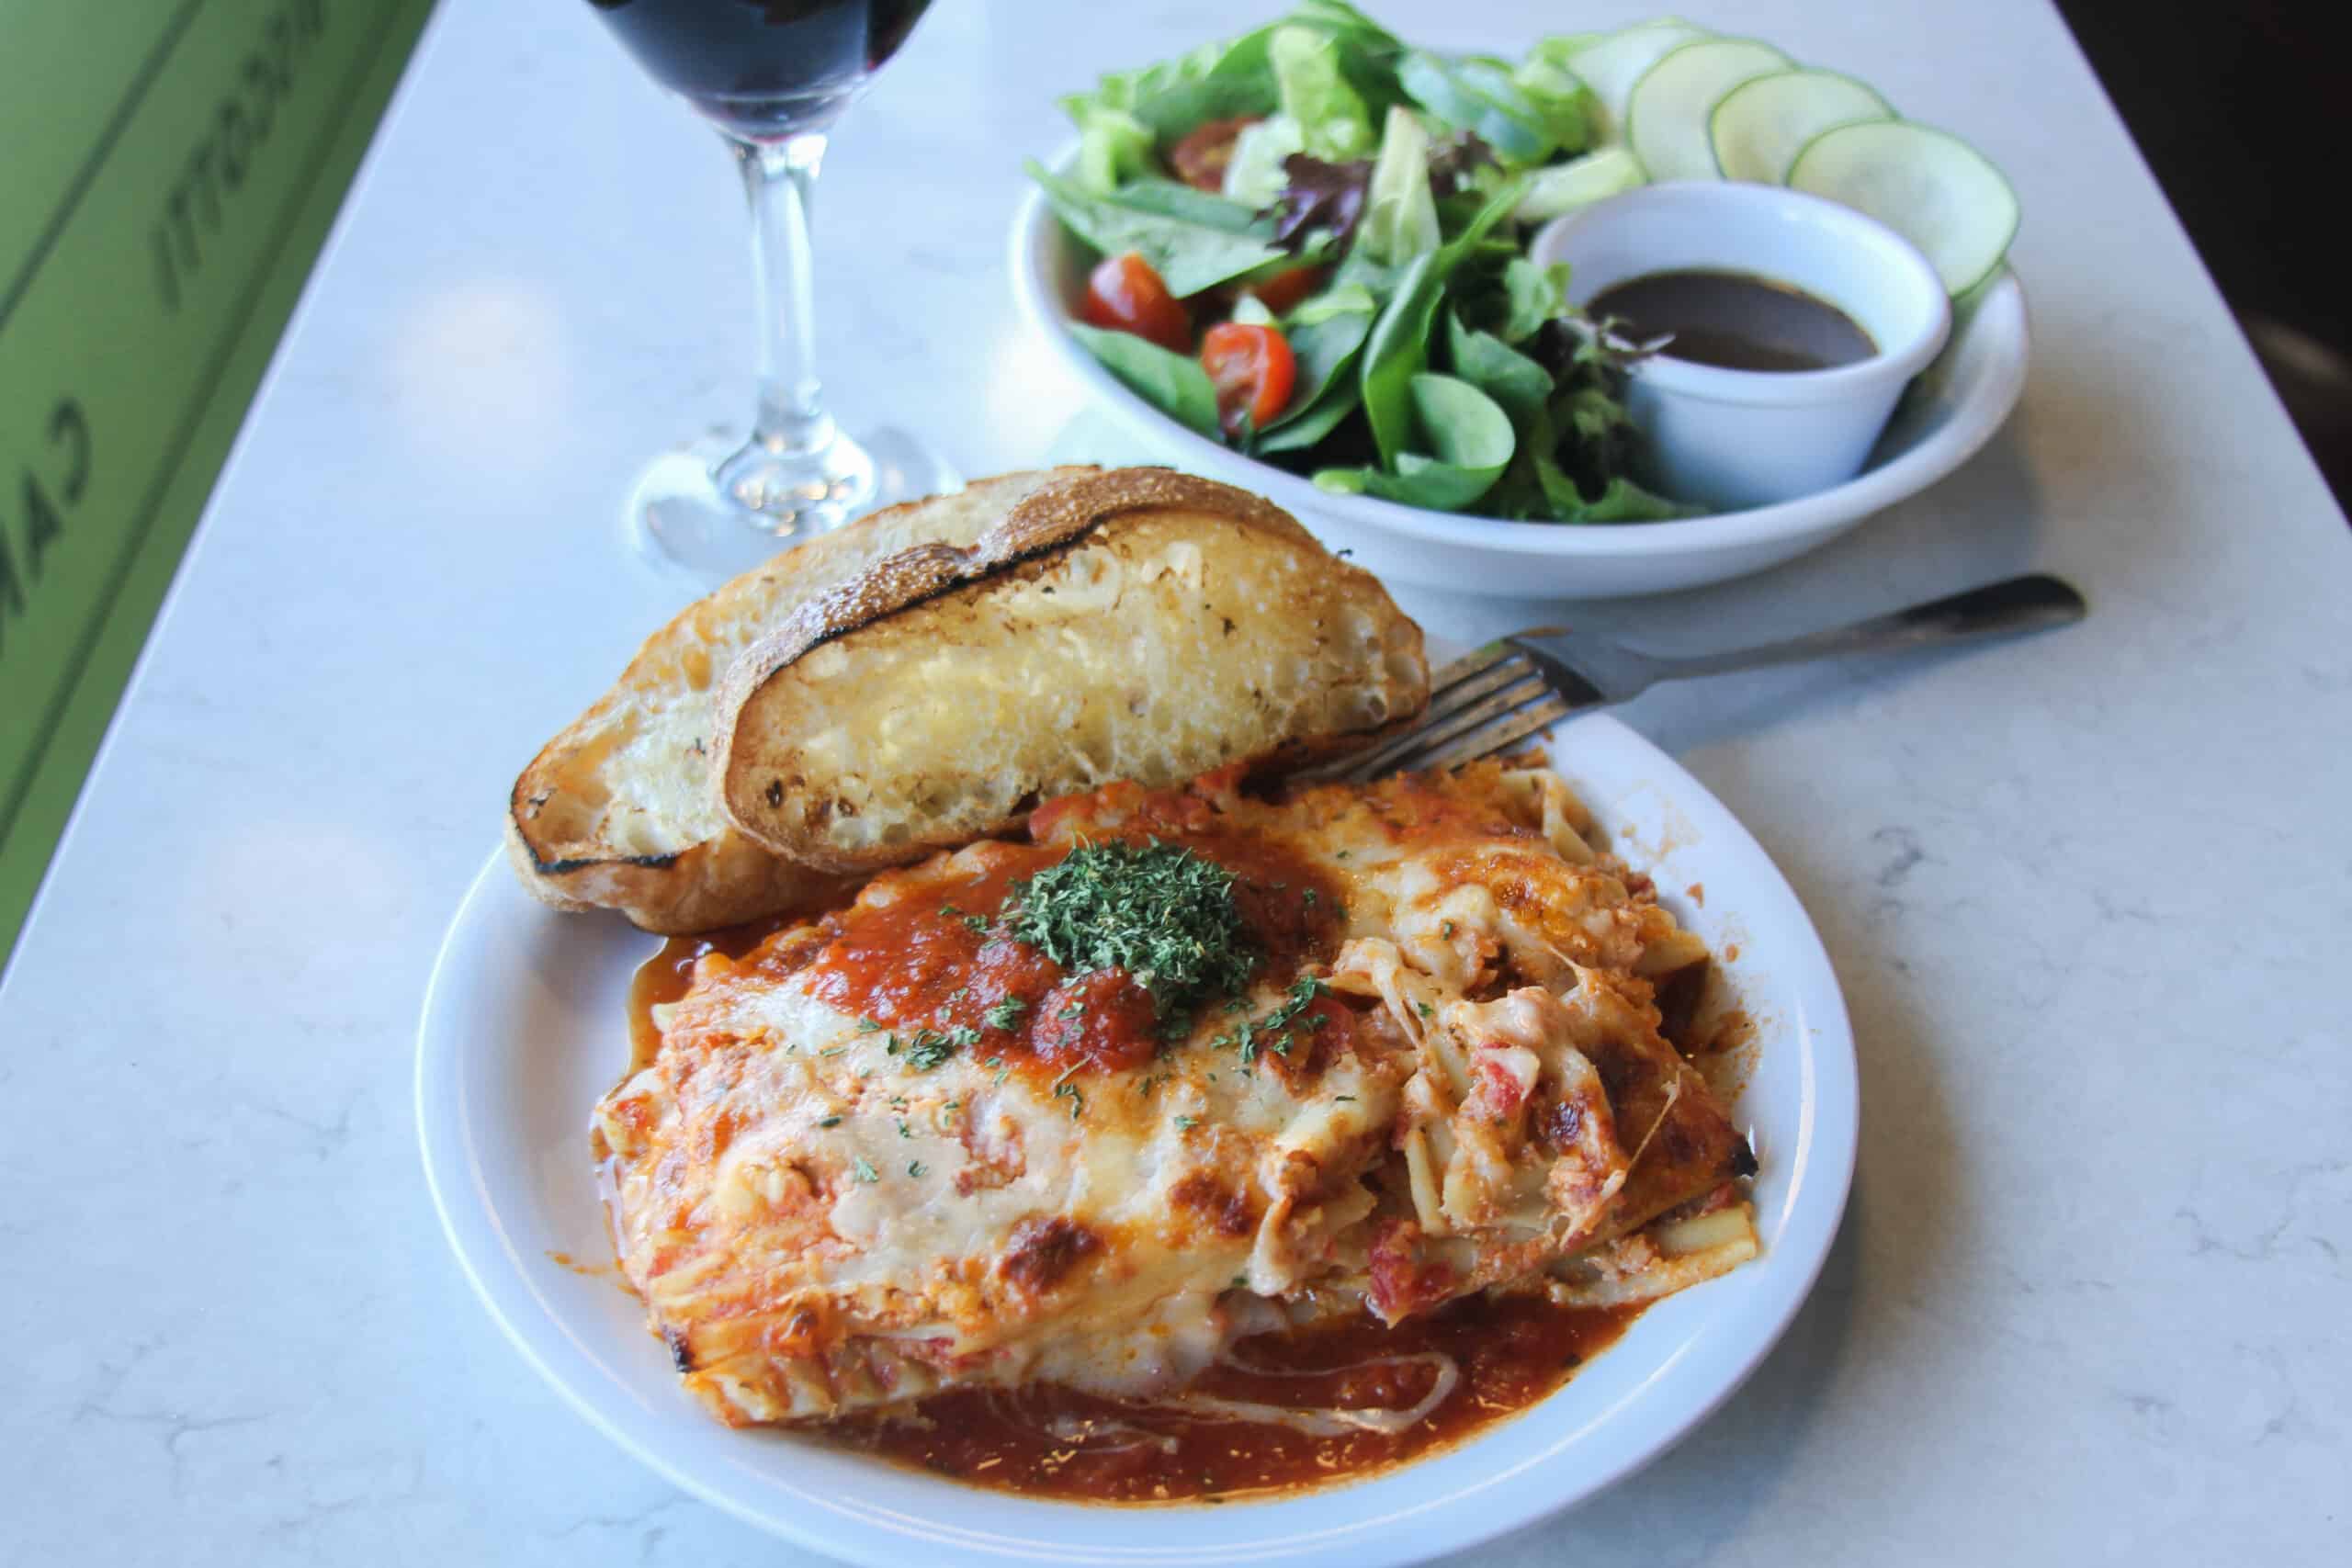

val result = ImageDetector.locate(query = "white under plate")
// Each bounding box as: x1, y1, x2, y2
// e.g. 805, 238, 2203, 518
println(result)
416, 711, 1858, 1566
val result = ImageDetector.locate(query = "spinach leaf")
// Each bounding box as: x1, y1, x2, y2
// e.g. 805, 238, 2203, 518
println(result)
1028, 161, 1290, 298
1398, 51, 1567, 167
1357, 250, 1445, 464
1313, 372, 1514, 510
1101, 177, 1274, 234
1254, 376, 1362, 456
1356, 176, 1527, 467
1252, 288, 1377, 454
1445, 310, 1551, 428
1069, 323, 1221, 438
1442, 310, 1691, 522
1291, 281, 1381, 323
1411, 372, 1516, 467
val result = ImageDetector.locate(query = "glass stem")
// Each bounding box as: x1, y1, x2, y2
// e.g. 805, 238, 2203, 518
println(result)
733, 131, 835, 460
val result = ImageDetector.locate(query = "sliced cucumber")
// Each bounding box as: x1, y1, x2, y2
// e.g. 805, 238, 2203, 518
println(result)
1624, 37, 1792, 184
1709, 68, 1893, 184
1512, 146, 1646, 222
1563, 18, 1710, 141
1788, 119, 2020, 293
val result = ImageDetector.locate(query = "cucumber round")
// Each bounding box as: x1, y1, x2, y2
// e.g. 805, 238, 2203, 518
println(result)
1624, 37, 1792, 183
1564, 18, 1711, 140
1788, 119, 2020, 294
1709, 68, 1893, 183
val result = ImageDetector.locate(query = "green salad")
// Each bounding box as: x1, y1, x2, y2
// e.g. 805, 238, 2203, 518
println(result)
1028, 1, 1688, 524
1029, 5, 2019, 523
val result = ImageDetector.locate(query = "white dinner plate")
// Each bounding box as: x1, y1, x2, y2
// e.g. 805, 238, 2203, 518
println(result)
417, 709, 1858, 1566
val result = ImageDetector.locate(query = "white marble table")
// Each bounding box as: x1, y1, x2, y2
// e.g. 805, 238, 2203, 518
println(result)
4, 2, 2346, 1562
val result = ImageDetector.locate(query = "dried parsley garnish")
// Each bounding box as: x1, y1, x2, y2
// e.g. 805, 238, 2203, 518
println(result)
903, 1025, 977, 1071
1217, 975, 1330, 1066
1003, 840, 1256, 1021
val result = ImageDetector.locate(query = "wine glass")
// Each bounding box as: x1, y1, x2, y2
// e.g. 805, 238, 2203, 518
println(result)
585, 0, 953, 578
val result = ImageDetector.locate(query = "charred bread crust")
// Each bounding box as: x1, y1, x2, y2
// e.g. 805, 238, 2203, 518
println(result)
715, 468, 1320, 710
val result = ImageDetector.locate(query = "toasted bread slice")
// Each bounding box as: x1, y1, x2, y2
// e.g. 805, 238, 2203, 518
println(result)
506, 468, 1099, 931
716, 468, 1430, 873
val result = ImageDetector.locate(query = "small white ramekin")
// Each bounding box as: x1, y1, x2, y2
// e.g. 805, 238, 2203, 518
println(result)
1531, 182, 1952, 512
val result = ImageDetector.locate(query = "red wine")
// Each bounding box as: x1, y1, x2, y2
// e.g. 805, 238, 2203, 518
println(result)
589, 0, 933, 137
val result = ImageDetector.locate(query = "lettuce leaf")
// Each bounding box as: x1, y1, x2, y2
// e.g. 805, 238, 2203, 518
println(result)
1057, 3, 1406, 173
1069, 107, 1157, 193
1027, 161, 1289, 298
1510, 145, 1645, 223
1510, 54, 1601, 157
1059, 28, 1280, 143
1221, 114, 1306, 206
1272, 25, 1376, 160
1356, 105, 1441, 266
1396, 51, 1589, 167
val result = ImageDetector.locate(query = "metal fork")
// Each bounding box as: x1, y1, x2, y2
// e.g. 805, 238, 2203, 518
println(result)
1320, 573, 2087, 784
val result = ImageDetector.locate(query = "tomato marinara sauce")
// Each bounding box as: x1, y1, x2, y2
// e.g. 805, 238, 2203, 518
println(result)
628, 822, 1344, 1083
832, 1292, 1643, 1503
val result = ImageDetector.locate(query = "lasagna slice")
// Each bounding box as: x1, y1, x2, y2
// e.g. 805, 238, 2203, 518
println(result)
597, 761, 1756, 1427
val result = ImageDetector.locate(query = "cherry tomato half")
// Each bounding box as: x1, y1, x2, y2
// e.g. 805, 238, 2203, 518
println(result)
1081, 252, 1192, 353
1168, 116, 1260, 193
1201, 321, 1297, 436
1244, 265, 1328, 316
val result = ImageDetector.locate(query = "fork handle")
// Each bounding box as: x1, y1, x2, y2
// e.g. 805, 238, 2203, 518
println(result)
1640, 573, 2087, 685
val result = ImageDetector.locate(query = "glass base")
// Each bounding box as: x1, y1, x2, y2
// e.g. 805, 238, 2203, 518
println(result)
626, 425, 958, 581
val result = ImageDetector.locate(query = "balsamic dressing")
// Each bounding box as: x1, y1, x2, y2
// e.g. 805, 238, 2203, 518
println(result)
1589, 267, 1876, 373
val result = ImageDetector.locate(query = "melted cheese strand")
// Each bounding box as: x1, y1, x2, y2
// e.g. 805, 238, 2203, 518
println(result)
1149, 1352, 1462, 1436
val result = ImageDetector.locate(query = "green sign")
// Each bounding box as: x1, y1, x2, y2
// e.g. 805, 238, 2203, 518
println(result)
0, 0, 432, 963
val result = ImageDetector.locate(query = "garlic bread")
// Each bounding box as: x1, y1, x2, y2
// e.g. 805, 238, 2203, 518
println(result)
715, 468, 1429, 873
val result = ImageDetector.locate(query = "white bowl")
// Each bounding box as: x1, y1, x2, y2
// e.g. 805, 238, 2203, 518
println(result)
1531, 182, 1951, 511
418, 707, 1859, 1567
1008, 154, 2028, 600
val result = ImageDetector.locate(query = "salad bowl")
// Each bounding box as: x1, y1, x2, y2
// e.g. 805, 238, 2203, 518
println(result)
1006, 5, 2030, 599
1012, 175, 2027, 600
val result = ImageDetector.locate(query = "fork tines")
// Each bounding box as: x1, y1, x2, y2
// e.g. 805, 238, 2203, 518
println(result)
1327, 644, 1572, 784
